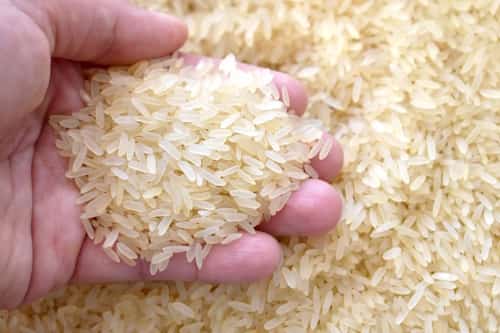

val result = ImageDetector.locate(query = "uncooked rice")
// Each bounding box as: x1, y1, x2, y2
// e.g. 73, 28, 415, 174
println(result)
2, 0, 500, 332
48, 54, 327, 272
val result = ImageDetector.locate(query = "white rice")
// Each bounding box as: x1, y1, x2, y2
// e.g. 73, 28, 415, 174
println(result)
5, 1, 500, 332
49, 54, 327, 273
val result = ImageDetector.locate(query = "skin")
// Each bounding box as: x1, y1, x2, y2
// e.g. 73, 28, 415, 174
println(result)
0, 0, 344, 310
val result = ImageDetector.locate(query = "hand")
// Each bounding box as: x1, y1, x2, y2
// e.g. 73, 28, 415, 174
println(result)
0, 0, 343, 309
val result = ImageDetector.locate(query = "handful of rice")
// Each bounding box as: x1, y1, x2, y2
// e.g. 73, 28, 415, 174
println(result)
50, 54, 328, 274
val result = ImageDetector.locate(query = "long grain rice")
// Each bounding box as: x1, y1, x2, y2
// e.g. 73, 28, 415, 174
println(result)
49, 54, 326, 273
4, 1, 499, 332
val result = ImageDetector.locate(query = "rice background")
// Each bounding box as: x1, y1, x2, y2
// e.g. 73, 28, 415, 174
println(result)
1, 0, 499, 332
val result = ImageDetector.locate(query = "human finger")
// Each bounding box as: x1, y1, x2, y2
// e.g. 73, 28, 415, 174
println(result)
71, 232, 282, 284
258, 179, 343, 236
17, 0, 187, 64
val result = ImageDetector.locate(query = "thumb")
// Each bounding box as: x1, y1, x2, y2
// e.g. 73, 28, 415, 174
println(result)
18, 0, 187, 64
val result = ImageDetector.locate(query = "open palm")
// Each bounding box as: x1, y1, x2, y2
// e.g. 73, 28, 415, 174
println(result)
0, 0, 343, 309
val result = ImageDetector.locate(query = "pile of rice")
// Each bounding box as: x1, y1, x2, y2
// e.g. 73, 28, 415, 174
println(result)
49, 54, 327, 273
2, 0, 499, 332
